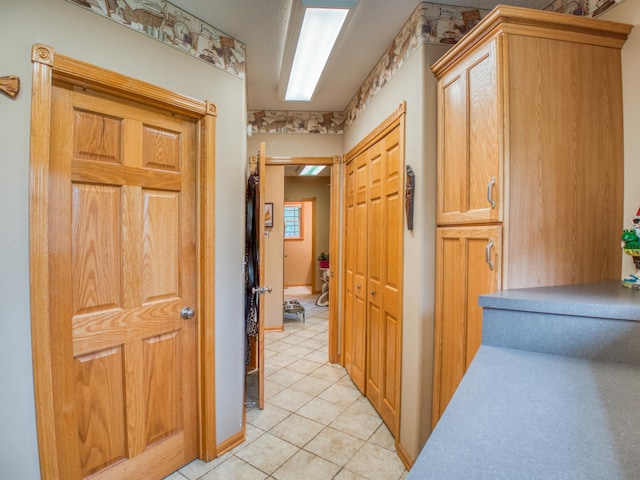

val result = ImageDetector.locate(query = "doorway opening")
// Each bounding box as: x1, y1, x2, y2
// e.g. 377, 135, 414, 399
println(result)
265, 156, 340, 364
244, 154, 340, 416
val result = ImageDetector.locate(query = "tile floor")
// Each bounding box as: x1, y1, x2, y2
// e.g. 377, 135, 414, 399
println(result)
164, 290, 408, 480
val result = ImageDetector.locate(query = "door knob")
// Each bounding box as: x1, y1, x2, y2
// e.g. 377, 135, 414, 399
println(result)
181, 307, 195, 319
252, 286, 273, 295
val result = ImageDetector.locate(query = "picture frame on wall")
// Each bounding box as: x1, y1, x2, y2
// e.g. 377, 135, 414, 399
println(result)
264, 203, 273, 228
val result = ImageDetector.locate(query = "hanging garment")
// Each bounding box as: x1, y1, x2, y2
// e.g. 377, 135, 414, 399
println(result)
244, 170, 260, 364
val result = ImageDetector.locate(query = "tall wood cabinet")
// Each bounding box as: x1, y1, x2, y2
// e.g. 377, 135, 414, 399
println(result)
343, 108, 404, 435
431, 6, 632, 426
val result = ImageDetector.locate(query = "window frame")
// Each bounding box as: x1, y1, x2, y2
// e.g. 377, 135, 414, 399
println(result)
283, 202, 304, 240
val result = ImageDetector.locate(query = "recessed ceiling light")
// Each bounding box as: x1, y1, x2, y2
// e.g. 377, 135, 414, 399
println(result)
299, 165, 326, 176
285, 7, 349, 101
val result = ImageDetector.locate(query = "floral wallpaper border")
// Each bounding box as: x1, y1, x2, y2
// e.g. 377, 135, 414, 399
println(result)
544, 0, 625, 17
249, 110, 346, 135
66, 0, 246, 79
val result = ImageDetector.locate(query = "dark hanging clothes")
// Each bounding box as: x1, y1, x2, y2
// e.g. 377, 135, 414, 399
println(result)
245, 170, 260, 364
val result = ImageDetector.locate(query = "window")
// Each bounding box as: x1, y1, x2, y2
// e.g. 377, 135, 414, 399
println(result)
284, 202, 303, 240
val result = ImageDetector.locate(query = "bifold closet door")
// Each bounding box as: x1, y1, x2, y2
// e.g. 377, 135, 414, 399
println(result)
343, 152, 367, 394
343, 115, 404, 435
366, 126, 402, 435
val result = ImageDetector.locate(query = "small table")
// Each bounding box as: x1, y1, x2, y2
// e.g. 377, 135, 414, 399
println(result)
283, 300, 305, 323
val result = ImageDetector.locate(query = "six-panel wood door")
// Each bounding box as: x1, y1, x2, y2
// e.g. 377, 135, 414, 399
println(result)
48, 83, 198, 479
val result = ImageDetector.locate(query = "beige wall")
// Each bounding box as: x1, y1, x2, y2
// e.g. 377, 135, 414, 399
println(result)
284, 201, 314, 287
265, 166, 285, 329
0, 0, 246, 476
601, 3, 640, 279
248, 133, 343, 158
343, 43, 450, 461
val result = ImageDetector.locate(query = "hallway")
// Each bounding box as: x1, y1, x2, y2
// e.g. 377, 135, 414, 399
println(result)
164, 293, 407, 479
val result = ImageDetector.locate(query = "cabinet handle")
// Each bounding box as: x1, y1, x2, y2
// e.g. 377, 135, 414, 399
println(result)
485, 238, 494, 271
487, 176, 496, 209
371, 290, 376, 296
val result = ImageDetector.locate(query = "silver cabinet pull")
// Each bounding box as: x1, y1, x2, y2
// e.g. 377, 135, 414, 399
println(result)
487, 176, 496, 209
181, 307, 195, 320
485, 238, 494, 271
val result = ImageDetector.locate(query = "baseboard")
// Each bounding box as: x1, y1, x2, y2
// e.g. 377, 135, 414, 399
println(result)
265, 325, 284, 332
396, 439, 414, 471
216, 429, 245, 457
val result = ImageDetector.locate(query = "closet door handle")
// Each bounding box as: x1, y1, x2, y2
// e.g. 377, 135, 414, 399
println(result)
487, 176, 496, 209
485, 238, 494, 271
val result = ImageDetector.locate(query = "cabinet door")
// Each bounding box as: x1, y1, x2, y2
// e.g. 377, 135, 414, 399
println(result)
432, 225, 502, 427
436, 39, 502, 225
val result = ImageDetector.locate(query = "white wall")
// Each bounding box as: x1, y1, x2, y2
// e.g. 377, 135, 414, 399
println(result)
601, 3, 640, 279
0, 1, 246, 477
343, 43, 449, 461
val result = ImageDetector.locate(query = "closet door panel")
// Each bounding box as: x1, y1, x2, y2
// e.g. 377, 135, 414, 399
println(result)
380, 127, 402, 434
366, 144, 383, 407
351, 152, 369, 393
343, 162, 356, 378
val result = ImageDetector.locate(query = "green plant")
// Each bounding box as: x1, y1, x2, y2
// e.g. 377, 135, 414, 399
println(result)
317, 251, 329, 261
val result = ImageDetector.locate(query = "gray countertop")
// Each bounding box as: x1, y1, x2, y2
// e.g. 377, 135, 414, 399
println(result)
408, 346, 640, 480
478, 280, 640, 321
408, 282, 640, 479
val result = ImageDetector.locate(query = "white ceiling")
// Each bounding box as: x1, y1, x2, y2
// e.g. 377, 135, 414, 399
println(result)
169, 0, 552, 112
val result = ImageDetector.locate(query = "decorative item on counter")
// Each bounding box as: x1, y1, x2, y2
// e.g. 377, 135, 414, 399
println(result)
621, 207, 640, 289
317, 251, 329, 269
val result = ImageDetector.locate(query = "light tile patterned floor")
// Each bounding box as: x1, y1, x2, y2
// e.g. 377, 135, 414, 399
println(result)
164, 292, 408, 480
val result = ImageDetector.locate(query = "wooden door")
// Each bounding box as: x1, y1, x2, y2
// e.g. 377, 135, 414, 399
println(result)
378, 125, 402, 434
342, 160, 356, 375
351, 151, 369, 393
432, 225, 502, 427
366, 143, 383, 408
257, 142, 267, 409
436, 39, 501, 225
46, 83, 197, 479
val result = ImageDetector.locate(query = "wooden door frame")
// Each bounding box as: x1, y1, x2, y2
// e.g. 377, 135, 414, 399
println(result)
29, 44, 217, 479
282, 198, 316, 291
266, 156, 341, 363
